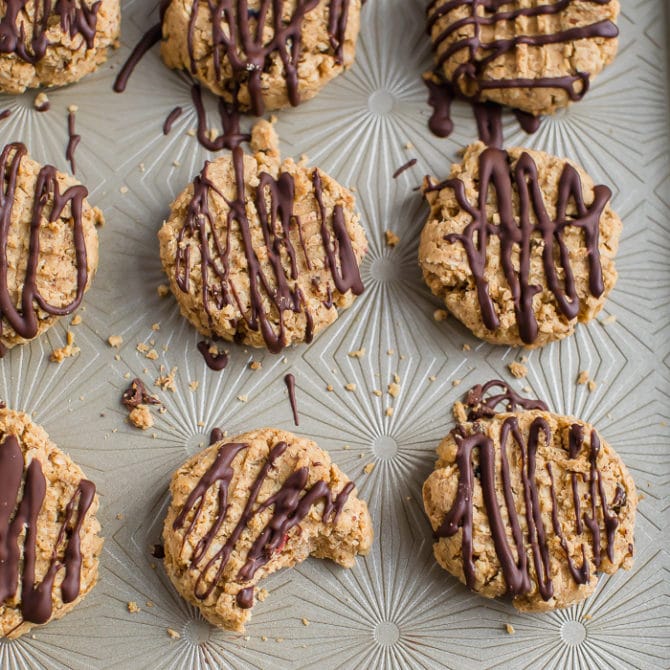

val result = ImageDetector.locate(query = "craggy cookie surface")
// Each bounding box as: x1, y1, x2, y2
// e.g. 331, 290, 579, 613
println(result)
0, 143, 102, 353
158, 120, 367, 353
423, 381, 636, 612
427, 0, 620, 116
163, 428, 373, 631
419, 142, 620, 347
0, 409, 102, 639
0, 0, 120, 93
161, 0, 363, 114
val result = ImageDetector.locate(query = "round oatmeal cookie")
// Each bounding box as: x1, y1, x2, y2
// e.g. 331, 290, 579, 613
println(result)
422, 381, 636, 613
158, 119, 367, 353
160, 0, 363, 115
419, 142, 620, 348
163, 427, 373, 632
427, 0, 620, 116
0, 0, 120, 94
0, 408, 102, 639
0, 142, 102, 354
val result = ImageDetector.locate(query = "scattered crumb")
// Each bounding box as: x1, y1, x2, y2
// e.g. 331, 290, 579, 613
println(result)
249, 360, 262, 370
428, 375, 437, 382
151, 323, 160, 331
275, 637, 284, 643
348, 348, 366, 358
505, 623, 515, 635
139, 162, 145, 172
462, 343, 471, 351
326, 384, 334, 392
166, 628, 181, 640
136, 342, 149, 353
601, 314, 617, 326
404, 142, 414, 150
257, 588, 269, 602
393, 373, 400, 384
70, 314, 82, 326
146, 601, 154, 608
157, 284, 170, 297
583, 614, 592, 621
345, 383, 356, 392
508, 361, 528, 379
34, 91, 49, 109
50, 331, 79, 362
146, 349, 159, 360
67, 103, 78, 113
343, 445, 351, 450
116, 513, 124, 520
387, 348, 395, 355
155, 367, 177, 392
127, 602, 140, 614
577, 370, 590, 385
372, 389, 382, 397
189, 381, 199, 391
261, 635, 268, 642
588, 380, 597, 392
388, 382, 400, 398
186, 128, 196, 137
301, 618, 310, 627
119, 185, 128, 194
172, 160, 180, 167
237, 394, 248, 403
385, 407, 394, 417
363, 462, 375, 475
385, 230, 400, 247
433, 309, 448, 322
452, 379, 461, 387
129, 405, 154, 430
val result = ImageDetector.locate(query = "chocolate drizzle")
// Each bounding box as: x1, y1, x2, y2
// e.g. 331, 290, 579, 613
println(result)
284, 373, 299, 426
197, 340, 229, 371
464, 379, 548, 421
0, 142, 89, 348
66, 109, 80, 174
437, 416, 622, 601
174, 146, 363, 353
0, 434, 95, 624
0, 0, 100, 65
427, 146, 609, 344
121, 378, 160, 408
163, 106, 183, 135
172, 440, 354, 601
392, 158, 417, 179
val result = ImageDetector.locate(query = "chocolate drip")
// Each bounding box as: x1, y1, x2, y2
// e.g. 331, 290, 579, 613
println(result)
0, 0, 100, 65
35, 100, 50, 113
464, 379, 548, 421
175, 146, 363, 354
437, 417, 621, 601
121, 378, 160, 408
66, 110, 80, 174
112, 23, 162, 93
209, 427, 224, 445
0, 110, 11, 121
197, 340, 229, 370
0, 434, 95, 624
173, 440, 354, 602
191, 84, 249, 152
284, 373, 299, 426
392, 158, 417, 179
0, 143, 89, 348
163, 106, 183, 135
151, 543, 166, 559
428, 147, 609, 344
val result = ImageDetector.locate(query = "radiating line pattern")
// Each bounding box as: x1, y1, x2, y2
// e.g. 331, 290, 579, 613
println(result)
0, 0, 666, 667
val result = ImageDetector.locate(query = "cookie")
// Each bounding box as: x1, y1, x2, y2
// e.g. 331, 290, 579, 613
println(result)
422, 380, 636, 612
0, 408, 102, 638
160, 0, 363, 115
162, 427, 373, 631
419, 142, 620, 347
0, 0, 120, 94
427, 0, 619, 116
0, 143, 102, 354
158, 120, 367, 353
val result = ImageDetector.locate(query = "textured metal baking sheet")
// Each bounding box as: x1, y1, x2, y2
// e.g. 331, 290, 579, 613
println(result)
0, 0, 668, 668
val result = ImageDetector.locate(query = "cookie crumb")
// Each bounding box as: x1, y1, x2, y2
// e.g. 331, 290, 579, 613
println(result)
588, 379, 597, 392
146, 349, 159, 360
189, 381, 199, 391
600, 314, 617, 326
452, 379, 461, 387
34, 91, 49, 110
428, 375, 437, 382
462, 343, 471, 351
345, 383, 356, 392
70, 314, 82, 326
385, 230, 400, 247
166, 628, 181, 640
151, 323, 160, 331
157, 284, 170, 297
372, 389, 382, 397
387, 349, 395, 355
67, 104, 78, 113
260, 635, 268, 642
363, 462, 375, 475
577, 370, 590, 385
508, 362, 528, 379
342, 444, 351, 450
301, 618, 310, 626
257, 588, 269, 602
385, 407, 394, 417
186, 128, 196, 137
388, 382, 400, 398
155, 367, 177, 392
505, 623, 515, 635
237, 394, 248, 403
127, 601, 140, 614
146, 601, 154, 608
433, 309, 448, 322
348, 348, 366, 358
249, 360, 262, 370
119, 185, 128, 194
326, 384, 334, 392
583, 614, 592, 621
129, 405, 154, 430
50, 331, 79, 362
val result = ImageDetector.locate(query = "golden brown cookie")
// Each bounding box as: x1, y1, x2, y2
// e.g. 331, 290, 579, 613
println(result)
0, 408, 102, 639
162, 427, 373, 632
422, 381, 636, 612
0, 0, 120, 94
158, 120, 367, 353
0, 142, 101, 354
419, 142, 621, 347
427, 0, 620, 116
160, 0, 363, 114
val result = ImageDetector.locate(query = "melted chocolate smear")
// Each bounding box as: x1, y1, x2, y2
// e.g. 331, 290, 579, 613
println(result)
236, 586, 254, 609
121, 378, 160, 408
163, 106, 183, 135
424, 0, 617, 144
197, 340, 229, 371
284, 373, 299, 426
0, 110, 12, 121
426, 147, 608, 344
392, 158, 417, 179
464, 380, 548, 421
437, 418, 620, 601
173, 440, 355, 602
0, 143, 89, 345
0, 434, 95, 624
112, 23, 162, 93
209, 427, 224, 445
66, 110, 80, 174
176, 147, 363, 354
0, 0, 100, 66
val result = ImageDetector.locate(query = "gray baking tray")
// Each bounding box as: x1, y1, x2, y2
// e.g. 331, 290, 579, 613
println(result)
0, 0, 668, 667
